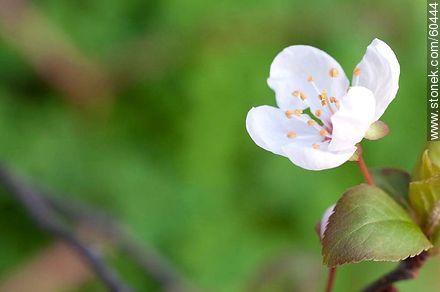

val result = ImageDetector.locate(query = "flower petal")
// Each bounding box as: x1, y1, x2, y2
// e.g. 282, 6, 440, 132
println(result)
268, 45, 349, 125
282, 142, 356, 171
353, 38, 400, 120
328, 87, 376, 152
246, 106, 321, 156
320, 204, 336, 240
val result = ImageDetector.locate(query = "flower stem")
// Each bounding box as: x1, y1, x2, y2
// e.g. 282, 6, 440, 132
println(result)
325, 267, 337, 292
356, 148, 375, 186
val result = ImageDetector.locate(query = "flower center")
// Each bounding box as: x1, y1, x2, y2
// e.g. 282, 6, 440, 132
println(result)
284, 68, 348, 150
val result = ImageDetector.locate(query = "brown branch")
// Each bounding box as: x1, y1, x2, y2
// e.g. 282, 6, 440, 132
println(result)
0, 241, 93, 292
0, 166, 131, 292
361, 252, 429, 292
0, 165, 194, 292
46, 197, 194, 292
0, 0, 113, 108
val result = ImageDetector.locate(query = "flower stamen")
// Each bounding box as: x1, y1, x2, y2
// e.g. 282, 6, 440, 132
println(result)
292, 90, 307, 101
320, 129, 330, 137
353, 67, 361, 86
285, 110, 294, 118
320, 90, 337, 114
293, 109, 303, 116
312, 143, 320, 149
287, 131, 297, 138
307, 75, 322, 95
319, 90, 327, 106
330, 96, 341, 109
329, 68, 339, 78
292, 90, 300, 97
286, 109, 303, 118
307, 119, 316, 126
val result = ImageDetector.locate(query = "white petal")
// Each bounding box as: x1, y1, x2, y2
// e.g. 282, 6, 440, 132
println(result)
320, 204, 336, 240
328, 87, 376, 152
282, 142, 356, 171
268, 45, 349, 125
246, 106, 321, 156
354, 38, 400, 120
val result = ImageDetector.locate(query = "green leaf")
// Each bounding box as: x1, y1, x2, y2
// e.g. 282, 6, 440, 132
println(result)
432, 230, 440, 246
427, 141, 440, 167
413, 146, 440, 181
322, 184, 432, 267
419, 150, 440, 180
372, 168, 410, 208
409, 175, 440, 225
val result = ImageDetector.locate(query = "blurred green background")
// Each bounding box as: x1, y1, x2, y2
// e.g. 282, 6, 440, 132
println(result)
0, 0, 436, 291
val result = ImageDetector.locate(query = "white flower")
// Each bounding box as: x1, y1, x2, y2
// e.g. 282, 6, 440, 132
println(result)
246, 39, 400, 170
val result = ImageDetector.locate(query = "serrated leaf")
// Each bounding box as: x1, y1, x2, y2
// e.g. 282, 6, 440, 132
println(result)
427, 141, 440, 167
418, 150, 440, 180
322, 184, 432, 267
413, 145, 440, 181
372, 168, 410, 208
409, 175, 440, 225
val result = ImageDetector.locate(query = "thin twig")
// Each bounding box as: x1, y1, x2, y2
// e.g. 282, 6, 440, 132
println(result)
0, 166, 131, 292
325, 267, 336, 292
361, 252, 428, 292
46, 197, 194, 292
0, 0, 113, 107
356, 148, 375, 186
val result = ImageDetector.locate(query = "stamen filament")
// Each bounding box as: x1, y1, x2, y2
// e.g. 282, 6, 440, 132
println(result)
353, 68, 361, 86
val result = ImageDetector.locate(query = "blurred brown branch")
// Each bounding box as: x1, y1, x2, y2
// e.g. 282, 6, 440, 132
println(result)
0, 166, 130, 291
0, 0, 113, 108
0, 241, 93, 292
362, 252, 429, 292
0, 166, 194, 292
47, 196, 194, 292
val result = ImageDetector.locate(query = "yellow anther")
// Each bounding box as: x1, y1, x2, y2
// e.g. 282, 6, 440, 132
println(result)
330, 96, 337, 103
292, 90, 301, 97
285, 109, 303, 118
319, 90, 328, 101
312, 143, 320, 149
299, 92, 307, 100
287, 131, 297, 139
353, 67, 361, 76
293, 109, 303, 116
320, 129, 329, 136
285, 110, 294, 118
307, 119, 316, 126
329, 68, 339, 78
307, 75, 314, 82
315, 109, 322, 117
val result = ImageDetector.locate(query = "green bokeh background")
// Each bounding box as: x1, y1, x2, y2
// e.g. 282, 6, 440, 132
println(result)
0, 0, 435, 291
